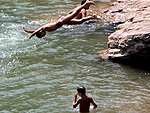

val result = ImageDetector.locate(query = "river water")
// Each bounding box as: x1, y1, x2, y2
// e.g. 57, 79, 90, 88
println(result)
0, 0, 150, 113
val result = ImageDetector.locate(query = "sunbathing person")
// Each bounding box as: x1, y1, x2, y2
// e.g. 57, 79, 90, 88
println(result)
23, 0, 98, 39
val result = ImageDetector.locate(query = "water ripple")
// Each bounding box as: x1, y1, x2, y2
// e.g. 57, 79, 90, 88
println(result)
0, 0, 150, 113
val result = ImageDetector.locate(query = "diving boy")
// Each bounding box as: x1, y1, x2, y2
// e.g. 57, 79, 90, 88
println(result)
23, 0, 97, 39
73, 86, 97, 113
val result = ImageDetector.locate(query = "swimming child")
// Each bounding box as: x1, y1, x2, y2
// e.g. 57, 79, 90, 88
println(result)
73, 86, 97, 113
23, 0, 97, 39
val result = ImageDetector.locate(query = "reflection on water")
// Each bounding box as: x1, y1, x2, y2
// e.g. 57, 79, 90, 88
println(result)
0, 0, 150, 113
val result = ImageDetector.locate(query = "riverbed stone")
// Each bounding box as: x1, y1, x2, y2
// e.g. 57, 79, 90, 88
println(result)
99, 0, 150, 60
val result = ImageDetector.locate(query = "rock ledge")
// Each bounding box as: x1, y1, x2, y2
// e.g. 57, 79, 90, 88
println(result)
99, 0, 150, 60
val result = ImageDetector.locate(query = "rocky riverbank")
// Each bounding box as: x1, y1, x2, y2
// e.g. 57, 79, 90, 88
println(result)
99, 0, 150, 61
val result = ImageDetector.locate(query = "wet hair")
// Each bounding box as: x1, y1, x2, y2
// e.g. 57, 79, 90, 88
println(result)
36, 32, 42, 38
81, 0, 86, 5
36, 30, 45, 38
77, 86, 86, 94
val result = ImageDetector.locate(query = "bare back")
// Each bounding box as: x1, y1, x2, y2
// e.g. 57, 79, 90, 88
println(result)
79, 96, 93, 112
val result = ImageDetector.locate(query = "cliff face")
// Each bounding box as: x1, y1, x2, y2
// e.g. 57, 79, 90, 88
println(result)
99, 0, 150, 60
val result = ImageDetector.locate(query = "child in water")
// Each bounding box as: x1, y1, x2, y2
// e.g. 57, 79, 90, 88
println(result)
73, 86, 97, 112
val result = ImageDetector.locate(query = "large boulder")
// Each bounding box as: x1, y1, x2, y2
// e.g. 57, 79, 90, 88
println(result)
99, 0, 150, 60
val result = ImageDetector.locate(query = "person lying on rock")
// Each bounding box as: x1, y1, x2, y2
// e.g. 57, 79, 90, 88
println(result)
23, 0, 101, 39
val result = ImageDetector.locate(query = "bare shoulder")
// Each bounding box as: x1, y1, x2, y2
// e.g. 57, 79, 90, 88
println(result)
78, 97, 82, 100
87, 96, 93, 102
77, 97, 82, 102
87, 96, 92, 99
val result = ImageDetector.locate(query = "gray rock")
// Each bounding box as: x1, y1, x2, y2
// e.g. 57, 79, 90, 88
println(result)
99, 0, 150, 60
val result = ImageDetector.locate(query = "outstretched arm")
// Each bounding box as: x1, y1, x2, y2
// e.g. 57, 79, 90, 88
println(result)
23, 27, 35, 33
23, 27, 37, 39
26, 27, 43, 39
27, 30, 37, 39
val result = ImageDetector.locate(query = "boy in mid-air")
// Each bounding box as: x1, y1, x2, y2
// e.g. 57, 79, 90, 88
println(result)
73, 86, 97, 112
23, 0, 100, 39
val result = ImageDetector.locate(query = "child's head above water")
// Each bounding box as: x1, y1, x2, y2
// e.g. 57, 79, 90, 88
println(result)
77, 86, 86, 95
